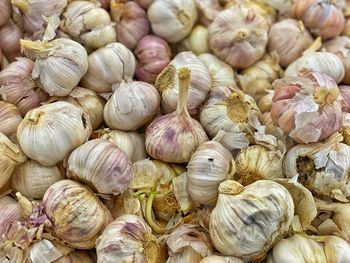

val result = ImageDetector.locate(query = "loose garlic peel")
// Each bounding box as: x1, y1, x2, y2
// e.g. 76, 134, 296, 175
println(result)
210, 180, 294, 262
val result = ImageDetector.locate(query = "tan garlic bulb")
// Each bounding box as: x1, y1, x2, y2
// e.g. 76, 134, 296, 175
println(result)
187, 139, 235, 206
0, 0, 11, 26
258, 92, 274, 113
0, 132, 27, 189
237, 52, 283, 102
0, 196, 23, 237
210, 180, 294, 262
17, 101, 91, 166
146, 68, 208, 163
67, 139, 133, 197
0, 20, 22, 62
292, 0, 345, 40
268, 19, 313, 68
81, 42, 136, 93
104, 80, 160, 131
54, 251, 94, 263
96, 214, 160, 263
323, 236, 350, 263
209, 4, 269, 69
179, 25, 211, 55
0, 102, 22, 138
11, 160, 64, 200
62, 1, 116, 50
148, 0, 197, 43
200, 255, 244, 263
155, 52, 211, 114
195, 0, 222, 26
0, 58, 48, 116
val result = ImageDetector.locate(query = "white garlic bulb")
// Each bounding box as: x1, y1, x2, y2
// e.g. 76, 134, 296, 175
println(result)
148, 0, 197, 43
0, 101, 22, 138
81, 42, 136, 93
200, 255, 244, 263
67, 139, 133, 197
210, 180, 294, 262
104, 80, 160, 131
155, 51, 211, 114
17, 101, 91, 166
324, 235, 350, 263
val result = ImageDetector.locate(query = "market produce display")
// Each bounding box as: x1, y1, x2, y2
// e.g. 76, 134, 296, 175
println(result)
2, 0, 350, 262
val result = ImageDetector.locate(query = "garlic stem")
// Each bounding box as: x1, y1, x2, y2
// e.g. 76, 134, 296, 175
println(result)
12, 0, 29, 12
15, 192, 32, 219
20, 39, 54, 54
110, 0, 124, 22
297, 20, 305, 32
133, 189, 152, 198
145, 192, 165, 234
176, 67, 191, 117
303, 37, 322, 54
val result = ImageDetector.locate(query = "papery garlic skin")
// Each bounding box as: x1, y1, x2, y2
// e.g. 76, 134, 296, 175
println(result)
43, 180, 112, 249
195, 0, 222, 26
0, 102, 22, 138
268, 19, 313, 68
324, 236, 350, 263
67, 139, 133, 196
339, 85, 350, 112
11, 160, 63, 200
104, 80, 160, 131
209, 5, 269, 69
210, 180, 294, 262
200, 255, 244, 263
258, 92, 274, 113
0, 196, 23, 237
148, 0, 197, 43
0, 0, 11, 26
54, 251, 94, 263
81, 42, 136, 93
17, 101, 91, 166
0, 20, 22, 62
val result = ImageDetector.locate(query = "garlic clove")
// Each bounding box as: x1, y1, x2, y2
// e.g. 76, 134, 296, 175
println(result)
0, 20, 23, 62
0, 101, 22, 138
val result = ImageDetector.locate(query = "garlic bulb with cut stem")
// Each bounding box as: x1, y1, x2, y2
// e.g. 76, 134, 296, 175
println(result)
135, 35, 171, 84
155, 51, 211, 114
0, 0, 11, 26
210, 180, 294, 261
285, 52, 345, 84
199, 255, 244, 263
43, 180, 112, 249
0, 102, 22, 138
11, 160, 64, 200
104, 80, 160, 131
0, 132, 27, 189
195, 0, 222, 26
61, 1, 116, 50
0, 20, 22, 62
67, 139, 133, 197
148, 0, 197, 43
0, 196, 23, 237
81, 42, 136, 93
0, 58, 48, 116
146, 67, 208, 163
96, 214, 163, 263
110, 0, 150, 50
17, 101, 91, 166
209, 4, 269, 69
268, 19, 313, 68
292, 0, 345, 40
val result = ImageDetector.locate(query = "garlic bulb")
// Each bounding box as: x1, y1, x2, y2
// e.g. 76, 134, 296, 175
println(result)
292, 0, 345, 40
135, 0, 154, 9
81, 42, 136, 93
323, 236, 350, 263
54, 251, 94, 263
155, 52, 211, 114
135, 35, 171, 84
210, 180, 294, 261
148, 0, 197, 43
187, 139, 235, 206
237, 52, 283, 102
146, 68, 208, 163
285, 52, 345, 84
258, 92, 274, 113
0, 0, 11, 26
62, 1, 116, 50
199, 255, 244, 263
0, 20, 22, 62
104, 80, 160, 131
343, 18, 350, 37
0, 132, 27, 189
0, 196, 23, 237
97, 129, 147, 162
198, 53, 236, 89
209, 4, 269, 69
339, 85, 350, 111
0, 58, 48, 116
268, 19, 313, 67
110, 0, 150, 50
195, 0, 222, 26
180, 25, 210, 55
96, 214, 161, 263
43, 180, 112, 249
271, 70, 343, 144
0, 102, 22, 138
17, 101, 91, 166
324, 36, 350, 84
11, 160, 63, 200
67, 139, 133, 197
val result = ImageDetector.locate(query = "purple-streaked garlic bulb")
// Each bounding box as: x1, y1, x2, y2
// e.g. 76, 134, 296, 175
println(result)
0, 20, 23, 62
0, 101, 22, 138
0, 0, 11, 26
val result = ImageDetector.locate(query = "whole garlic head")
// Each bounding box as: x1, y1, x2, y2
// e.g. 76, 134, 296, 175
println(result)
0, 102, 22, 138
210, 180, 294, 262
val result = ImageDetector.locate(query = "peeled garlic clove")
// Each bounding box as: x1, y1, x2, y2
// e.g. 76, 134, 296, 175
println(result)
210, 180, 294, 261
209, 4, 269, 69
11, 160, 64, 200
43, 179, 112, 249
17, 101, 91, 166
200, 255, 244, 263
195, 0, 222, 26
81, 42, 136, 93
146, 67, 208, 163
0, 195, 23, 237
104, 80, 160, 131
323, 235, 350, 263
0, 0, 11, 26
285, 52, 345, 84
148, 0, 197, 43
0, 20, 22, 62
0, 101, 22, 138
155, 51, 211, 114
67, 139, 133, 197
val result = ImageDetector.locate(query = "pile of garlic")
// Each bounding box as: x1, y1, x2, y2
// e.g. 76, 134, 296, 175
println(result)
1, 0, 350, 262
